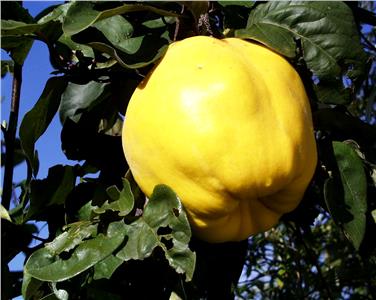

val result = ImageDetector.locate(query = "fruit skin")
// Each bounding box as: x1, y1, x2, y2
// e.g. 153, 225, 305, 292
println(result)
122, 36, 317, 243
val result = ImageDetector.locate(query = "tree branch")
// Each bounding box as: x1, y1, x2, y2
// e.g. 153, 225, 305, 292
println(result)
2, 63, 22, 210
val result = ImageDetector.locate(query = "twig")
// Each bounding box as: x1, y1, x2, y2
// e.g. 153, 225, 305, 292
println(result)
2, 63, 22, 210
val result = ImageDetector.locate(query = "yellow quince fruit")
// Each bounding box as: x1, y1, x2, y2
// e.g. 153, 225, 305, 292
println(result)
122, 36, 317, 243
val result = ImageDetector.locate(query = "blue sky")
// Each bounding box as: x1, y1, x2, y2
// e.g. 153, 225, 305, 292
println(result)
2, 1, 68, 181
2, 1, 66, 290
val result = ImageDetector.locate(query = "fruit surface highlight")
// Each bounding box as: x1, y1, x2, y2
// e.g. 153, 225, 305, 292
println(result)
122, 36, 317, 243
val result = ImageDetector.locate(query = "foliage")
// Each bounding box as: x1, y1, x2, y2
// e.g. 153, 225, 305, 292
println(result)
1, 1, 376, 299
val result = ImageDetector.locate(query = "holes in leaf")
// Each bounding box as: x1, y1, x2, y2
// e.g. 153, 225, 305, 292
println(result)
157, 226, 172, 236
161, 237, 173, 250
172, 208, 180, 217
59, 249, 74, 260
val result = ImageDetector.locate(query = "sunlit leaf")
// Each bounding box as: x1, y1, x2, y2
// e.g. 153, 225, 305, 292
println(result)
24, 221, 127, 282
372, 210, 376, 224
94, 179, 134, 217
45, 222, 97, 255
0, 204, 12, 222
37, 2, 72, 24
116, 185, 195, 281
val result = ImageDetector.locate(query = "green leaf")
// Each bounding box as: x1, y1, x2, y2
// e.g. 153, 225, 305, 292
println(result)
1, 0, 66, 43
99, 115, 123, 136
372, 210, 376, 224
27, 165, 75, 220
63, 2, 179, 36
92, 15, 134, 53
9, 180, 30, 225
24, 221, 127, 282
92, 15, 173, 68
324, 141, 368, 250
1, 18, 63, 53
0, 2, 35, 64
77, 200, 95, 221
64, 4, 173, 69
19, 77, 67, 175
1, 19, 47, 35
218, 1, 255, 8
116, 185, 195, 281
62, 2, 98, 36
93, 255, 123, 280
45, 222, 98, 255
94, 179, 134, 217
87, 30, 169, 69
1, 35, 33, 65
0, 204, 12, 222
59, 81, 110, 124
22, 273, 44, 300
57, 35, 95, 61
235, 1, 367, 79
37, 2, 72, 24
314, 79, 351, 105
142, 16, 176, 29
